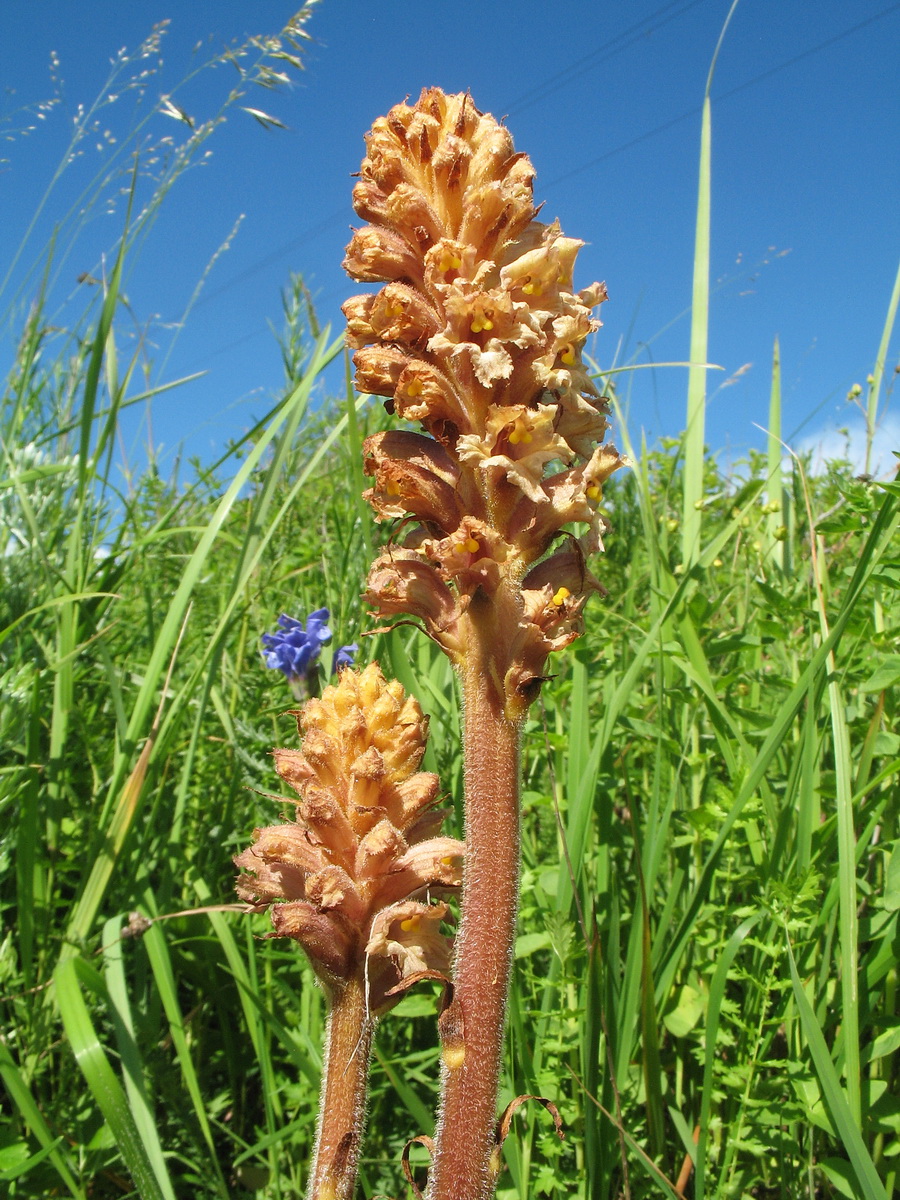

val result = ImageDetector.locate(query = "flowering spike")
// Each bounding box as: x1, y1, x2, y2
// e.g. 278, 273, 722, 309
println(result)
261, 609, 332, 680
237, 663, 462, 1008
344, 88, 627, 721
261, 611, 360, 700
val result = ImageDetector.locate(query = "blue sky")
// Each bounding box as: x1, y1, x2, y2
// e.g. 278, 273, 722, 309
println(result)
2, 0, 899, 477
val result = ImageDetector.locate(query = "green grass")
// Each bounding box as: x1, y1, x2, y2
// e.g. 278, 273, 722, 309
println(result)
2, 15, 899, 1200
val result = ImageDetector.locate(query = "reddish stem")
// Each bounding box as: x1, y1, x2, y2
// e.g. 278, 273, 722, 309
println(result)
307, 970, 375, 1200
427, 623, 522, 1200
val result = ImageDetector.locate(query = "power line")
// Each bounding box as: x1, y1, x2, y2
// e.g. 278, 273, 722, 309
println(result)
501, 0, 710, 117
542, 1, 900, 192
188, 0, 713, 312
182, 2, 900, 368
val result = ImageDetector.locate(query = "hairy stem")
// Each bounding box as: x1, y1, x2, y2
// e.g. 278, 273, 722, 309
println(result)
307, 970, 375, 1200
428, 619, 522, 1200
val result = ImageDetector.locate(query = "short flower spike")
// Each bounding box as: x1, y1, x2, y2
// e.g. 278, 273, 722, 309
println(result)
236, 662, 463, 1011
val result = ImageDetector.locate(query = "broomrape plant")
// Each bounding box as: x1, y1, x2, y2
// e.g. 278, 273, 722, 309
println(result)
239, 87, 623, 1200
345, 88, 625, 1200
236, 663, 464, 1200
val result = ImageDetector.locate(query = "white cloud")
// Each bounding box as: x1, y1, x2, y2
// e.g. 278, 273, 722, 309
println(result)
795, 413, 900, 478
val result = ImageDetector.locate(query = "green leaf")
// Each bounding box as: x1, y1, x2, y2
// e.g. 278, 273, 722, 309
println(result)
859, 655, 900, 692
874, 732, 900, 755
863, 1021, 900, 1064
820, 1157, 866, 1200
54, 956, 175, 1200
883, 842, 900, 911
662, 984, 705, 1038
515, 932, 552, 959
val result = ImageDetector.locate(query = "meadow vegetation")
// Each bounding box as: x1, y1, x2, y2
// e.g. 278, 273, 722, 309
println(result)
1, 11, 898, 1200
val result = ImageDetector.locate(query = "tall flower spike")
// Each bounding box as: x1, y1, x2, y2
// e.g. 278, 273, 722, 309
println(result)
237, 663, 463, 1200
344, 87, 626, 721
344, 89, 624, 1200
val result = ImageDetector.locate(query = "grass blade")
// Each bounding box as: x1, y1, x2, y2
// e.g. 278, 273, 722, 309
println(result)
765, 335, 786, 571
100, 916, 178, 1200
54, 956, 174, 1200
694, 912, 762, 1200
0, 1040, 81, 1197
785, 935, 887, 1200
865, 255, 900, 475
680, 89, 712, 570
681, 0, 740, 569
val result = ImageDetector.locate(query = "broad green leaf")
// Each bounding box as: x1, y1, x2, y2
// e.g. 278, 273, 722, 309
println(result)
859, 655, 900, 692
662, 984, 705, 1038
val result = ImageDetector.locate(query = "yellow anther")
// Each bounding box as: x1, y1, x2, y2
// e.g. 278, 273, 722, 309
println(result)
586, 484, 601, 500
400, 916, 421, 932
560, 343, 576, 365
552, 586, 571, 606
470, 315, 494, 333
406, 379, 423, 397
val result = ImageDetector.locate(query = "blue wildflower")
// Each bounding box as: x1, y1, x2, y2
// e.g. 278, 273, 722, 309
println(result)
333, 642, 358, 673
261, 610, 332, 681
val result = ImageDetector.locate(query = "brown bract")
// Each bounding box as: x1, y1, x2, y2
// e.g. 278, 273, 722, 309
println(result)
344, 88, 627, 717
235, 664, 463, 1012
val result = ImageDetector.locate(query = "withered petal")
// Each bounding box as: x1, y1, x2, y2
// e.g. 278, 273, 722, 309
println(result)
270, 901, 357, 981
